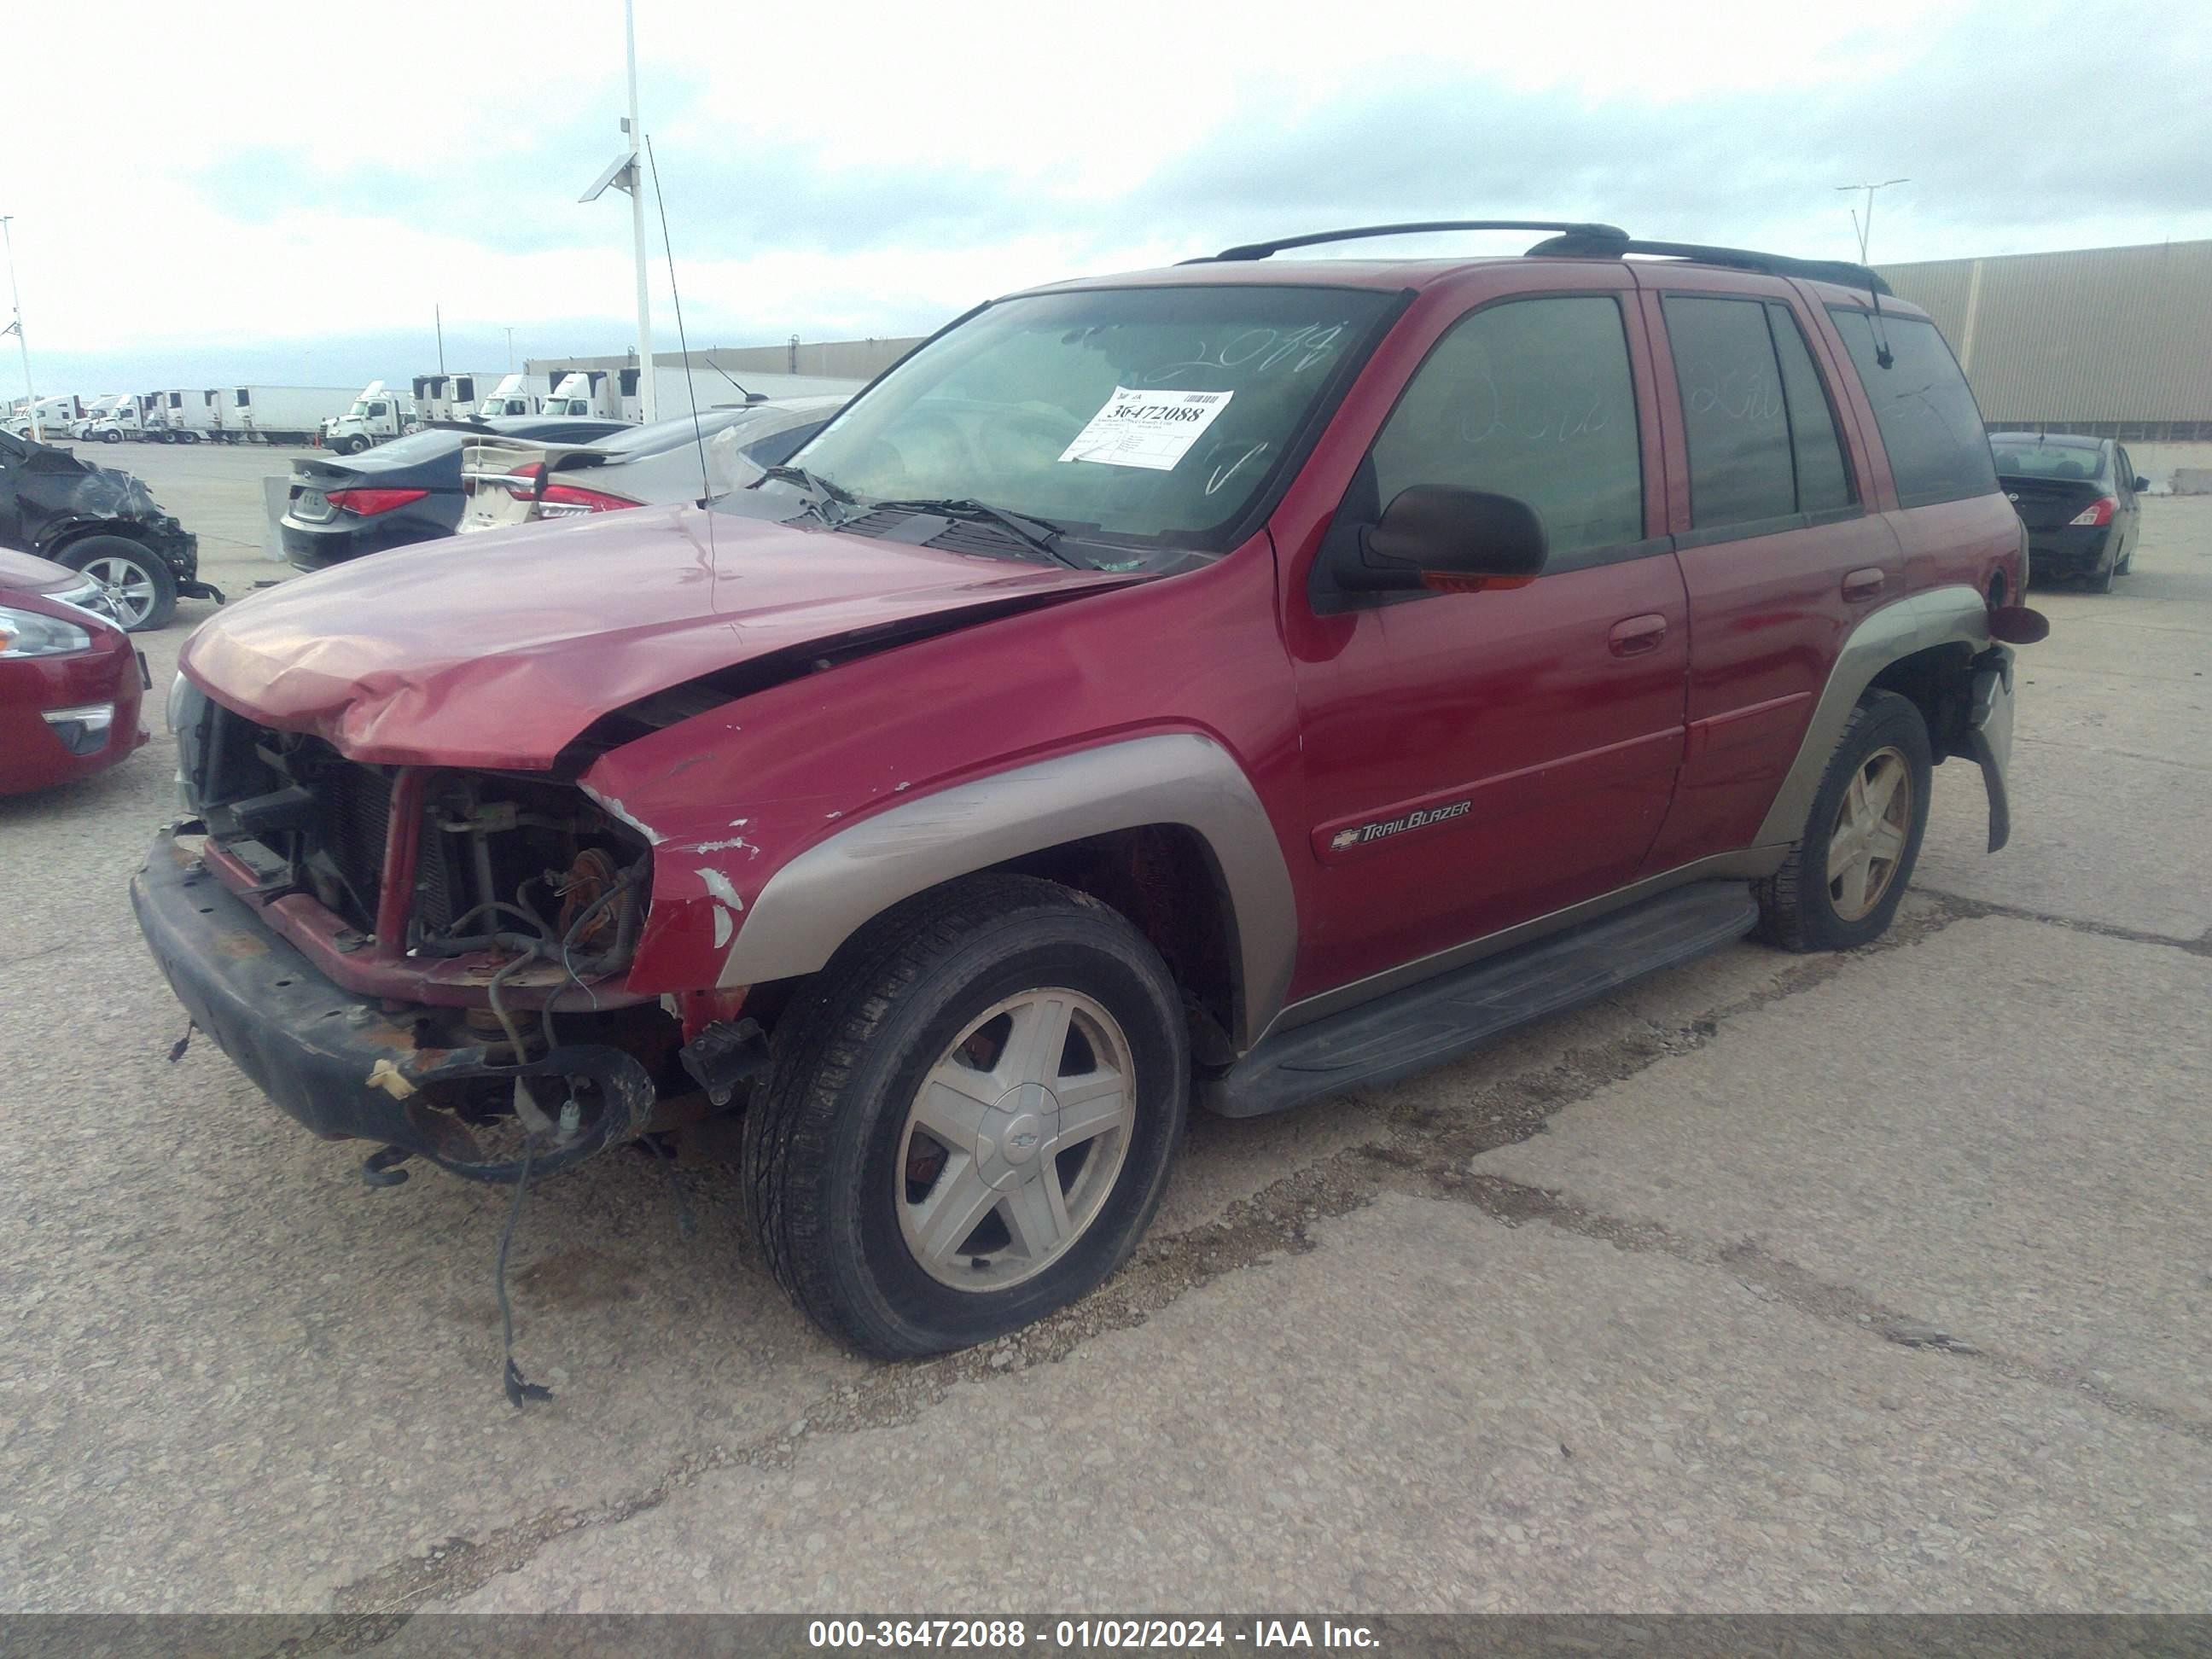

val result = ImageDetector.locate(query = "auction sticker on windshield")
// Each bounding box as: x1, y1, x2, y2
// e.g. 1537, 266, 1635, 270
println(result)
1059, 387, 1233, 470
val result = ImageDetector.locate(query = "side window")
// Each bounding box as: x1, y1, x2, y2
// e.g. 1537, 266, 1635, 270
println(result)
1661, 295, 1795, 528
1369, 295, 1644, 562
1766, 303, 1854, 514
2115, 445, 2134, 495
1826, 310, 1999, 507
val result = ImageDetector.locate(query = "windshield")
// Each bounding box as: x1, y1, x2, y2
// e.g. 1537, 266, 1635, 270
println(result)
1990, 436, 2108, 483
345, 400, 370, 418
785, 285, 1395, 550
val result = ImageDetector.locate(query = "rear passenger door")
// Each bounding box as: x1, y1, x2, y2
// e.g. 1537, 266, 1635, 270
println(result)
1636, 282, 1904, 872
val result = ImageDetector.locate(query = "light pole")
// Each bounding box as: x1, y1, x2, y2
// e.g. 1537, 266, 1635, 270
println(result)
505, 327, 515, 371
1836, 178, 1910, 265
579, 0, 656, 422
2, 215, 42, 442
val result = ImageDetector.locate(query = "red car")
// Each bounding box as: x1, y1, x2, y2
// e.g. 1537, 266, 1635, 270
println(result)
1, 547, 148, 795
137, 221, 2042, 1359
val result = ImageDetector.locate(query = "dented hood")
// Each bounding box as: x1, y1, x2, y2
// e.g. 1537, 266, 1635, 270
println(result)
180, 503, 1138, 768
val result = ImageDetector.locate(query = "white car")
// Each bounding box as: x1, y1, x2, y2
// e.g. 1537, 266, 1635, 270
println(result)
457, 399, 846, 532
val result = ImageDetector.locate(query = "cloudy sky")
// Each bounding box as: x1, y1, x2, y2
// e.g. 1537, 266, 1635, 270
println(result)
5, 0, 2209, 399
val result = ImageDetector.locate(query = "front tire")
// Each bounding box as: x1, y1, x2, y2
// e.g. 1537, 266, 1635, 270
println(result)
59, 535, 178, 632
744, 875, 1190, 1358
1755, 690, 1932, 952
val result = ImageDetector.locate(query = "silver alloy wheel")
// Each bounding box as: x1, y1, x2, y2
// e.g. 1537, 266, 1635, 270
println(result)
76, 555, 158, 629
1826, 745, 1913, 922
896, 987, 1137, 1291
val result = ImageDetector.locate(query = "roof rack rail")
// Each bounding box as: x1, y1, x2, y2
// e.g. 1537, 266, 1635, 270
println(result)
1184, 220, 1629, 265
1524, 232, 1892, 295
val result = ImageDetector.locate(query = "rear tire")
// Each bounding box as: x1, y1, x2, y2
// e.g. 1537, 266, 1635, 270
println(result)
59, 534, 178, 632
1755, 690, 1932, 952
744, 874, 1189, 1358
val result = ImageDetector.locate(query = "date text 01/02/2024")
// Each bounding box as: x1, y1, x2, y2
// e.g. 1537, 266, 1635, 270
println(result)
805, 1619, 1381, 1650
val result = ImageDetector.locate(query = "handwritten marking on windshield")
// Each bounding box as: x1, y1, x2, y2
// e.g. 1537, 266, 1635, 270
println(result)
1136, 321, 1354, 386
1205, 440, 1272, 496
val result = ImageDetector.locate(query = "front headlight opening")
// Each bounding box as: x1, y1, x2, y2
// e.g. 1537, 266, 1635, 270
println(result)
0, 605, 93, 659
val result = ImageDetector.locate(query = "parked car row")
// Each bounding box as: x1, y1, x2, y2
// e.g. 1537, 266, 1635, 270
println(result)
277, 399, 844, 568
132, 219, 2053, 1365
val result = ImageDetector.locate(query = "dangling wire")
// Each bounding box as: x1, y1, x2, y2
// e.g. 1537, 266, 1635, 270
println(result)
497, 1135, 553, 1409
643, 134, 719, 561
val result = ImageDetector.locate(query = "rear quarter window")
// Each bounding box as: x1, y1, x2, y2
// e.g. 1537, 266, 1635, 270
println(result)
1827, 309, 1998, 508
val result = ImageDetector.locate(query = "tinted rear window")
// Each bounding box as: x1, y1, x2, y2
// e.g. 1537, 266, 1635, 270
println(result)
1826, 311, 1997, 507
1988, 437, 2109, 482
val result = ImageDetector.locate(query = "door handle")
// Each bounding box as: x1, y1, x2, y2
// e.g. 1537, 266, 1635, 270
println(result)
1842, 567, 1886, 602
1608, 614, 1668, 656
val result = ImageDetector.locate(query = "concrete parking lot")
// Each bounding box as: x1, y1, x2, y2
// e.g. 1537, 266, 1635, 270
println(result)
2, 441, 2207, 1623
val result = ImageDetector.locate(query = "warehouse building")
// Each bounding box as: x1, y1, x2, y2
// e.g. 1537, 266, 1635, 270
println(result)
1878, 238, 2212, 489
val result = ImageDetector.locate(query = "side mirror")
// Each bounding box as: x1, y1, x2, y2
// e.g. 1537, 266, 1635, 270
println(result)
2133, 474, 2150, 492
1337, 485, 1548, 594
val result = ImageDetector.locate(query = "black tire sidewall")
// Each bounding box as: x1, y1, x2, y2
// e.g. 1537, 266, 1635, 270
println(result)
1794, 696, 1933, 950
800, 908, 1187, 1355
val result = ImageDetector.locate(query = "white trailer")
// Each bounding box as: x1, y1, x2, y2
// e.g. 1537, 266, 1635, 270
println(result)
411, 371, 509, 423
225, 385, 360, 445
145, 389, 213, 444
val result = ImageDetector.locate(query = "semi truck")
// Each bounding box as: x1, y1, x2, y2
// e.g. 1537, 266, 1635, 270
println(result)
224, 386, 360, 445
318, 380, 419, 453
537, 371, 620, 416
8, 394, 81, 439
84, 393, 164, 444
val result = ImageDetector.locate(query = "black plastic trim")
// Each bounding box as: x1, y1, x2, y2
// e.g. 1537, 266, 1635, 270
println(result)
1205, 881, 1760, 1117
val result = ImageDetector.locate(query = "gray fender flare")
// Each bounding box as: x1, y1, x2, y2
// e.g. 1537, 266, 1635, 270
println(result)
716, 732, 1299, 1044
1752, 584, 1997, 847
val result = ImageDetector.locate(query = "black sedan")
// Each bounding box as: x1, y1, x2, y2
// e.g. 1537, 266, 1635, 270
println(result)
280, 416, 633, 572
1990, 431, 2147, 593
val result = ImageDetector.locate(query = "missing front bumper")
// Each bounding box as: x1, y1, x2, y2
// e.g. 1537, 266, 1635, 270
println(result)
131, 826, 655, 1181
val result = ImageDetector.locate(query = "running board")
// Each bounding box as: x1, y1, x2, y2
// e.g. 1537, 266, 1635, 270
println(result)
1204, 881, 1760, 1118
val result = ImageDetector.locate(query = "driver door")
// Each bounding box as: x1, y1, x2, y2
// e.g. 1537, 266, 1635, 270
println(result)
1286, 288, 1690, 998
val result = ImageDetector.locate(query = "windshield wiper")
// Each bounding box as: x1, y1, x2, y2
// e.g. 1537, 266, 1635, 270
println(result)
865, 498, 1090, 569
757, 463, 856, 524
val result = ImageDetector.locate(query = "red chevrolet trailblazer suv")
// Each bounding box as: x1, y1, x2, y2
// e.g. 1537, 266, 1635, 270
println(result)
139, 220, 2039, 1359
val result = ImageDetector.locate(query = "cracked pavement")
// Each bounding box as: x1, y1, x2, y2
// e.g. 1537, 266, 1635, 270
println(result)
2, 445, 2207, 1623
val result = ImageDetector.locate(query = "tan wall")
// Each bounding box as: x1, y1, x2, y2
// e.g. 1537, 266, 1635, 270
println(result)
1879, 241, 2212, 426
